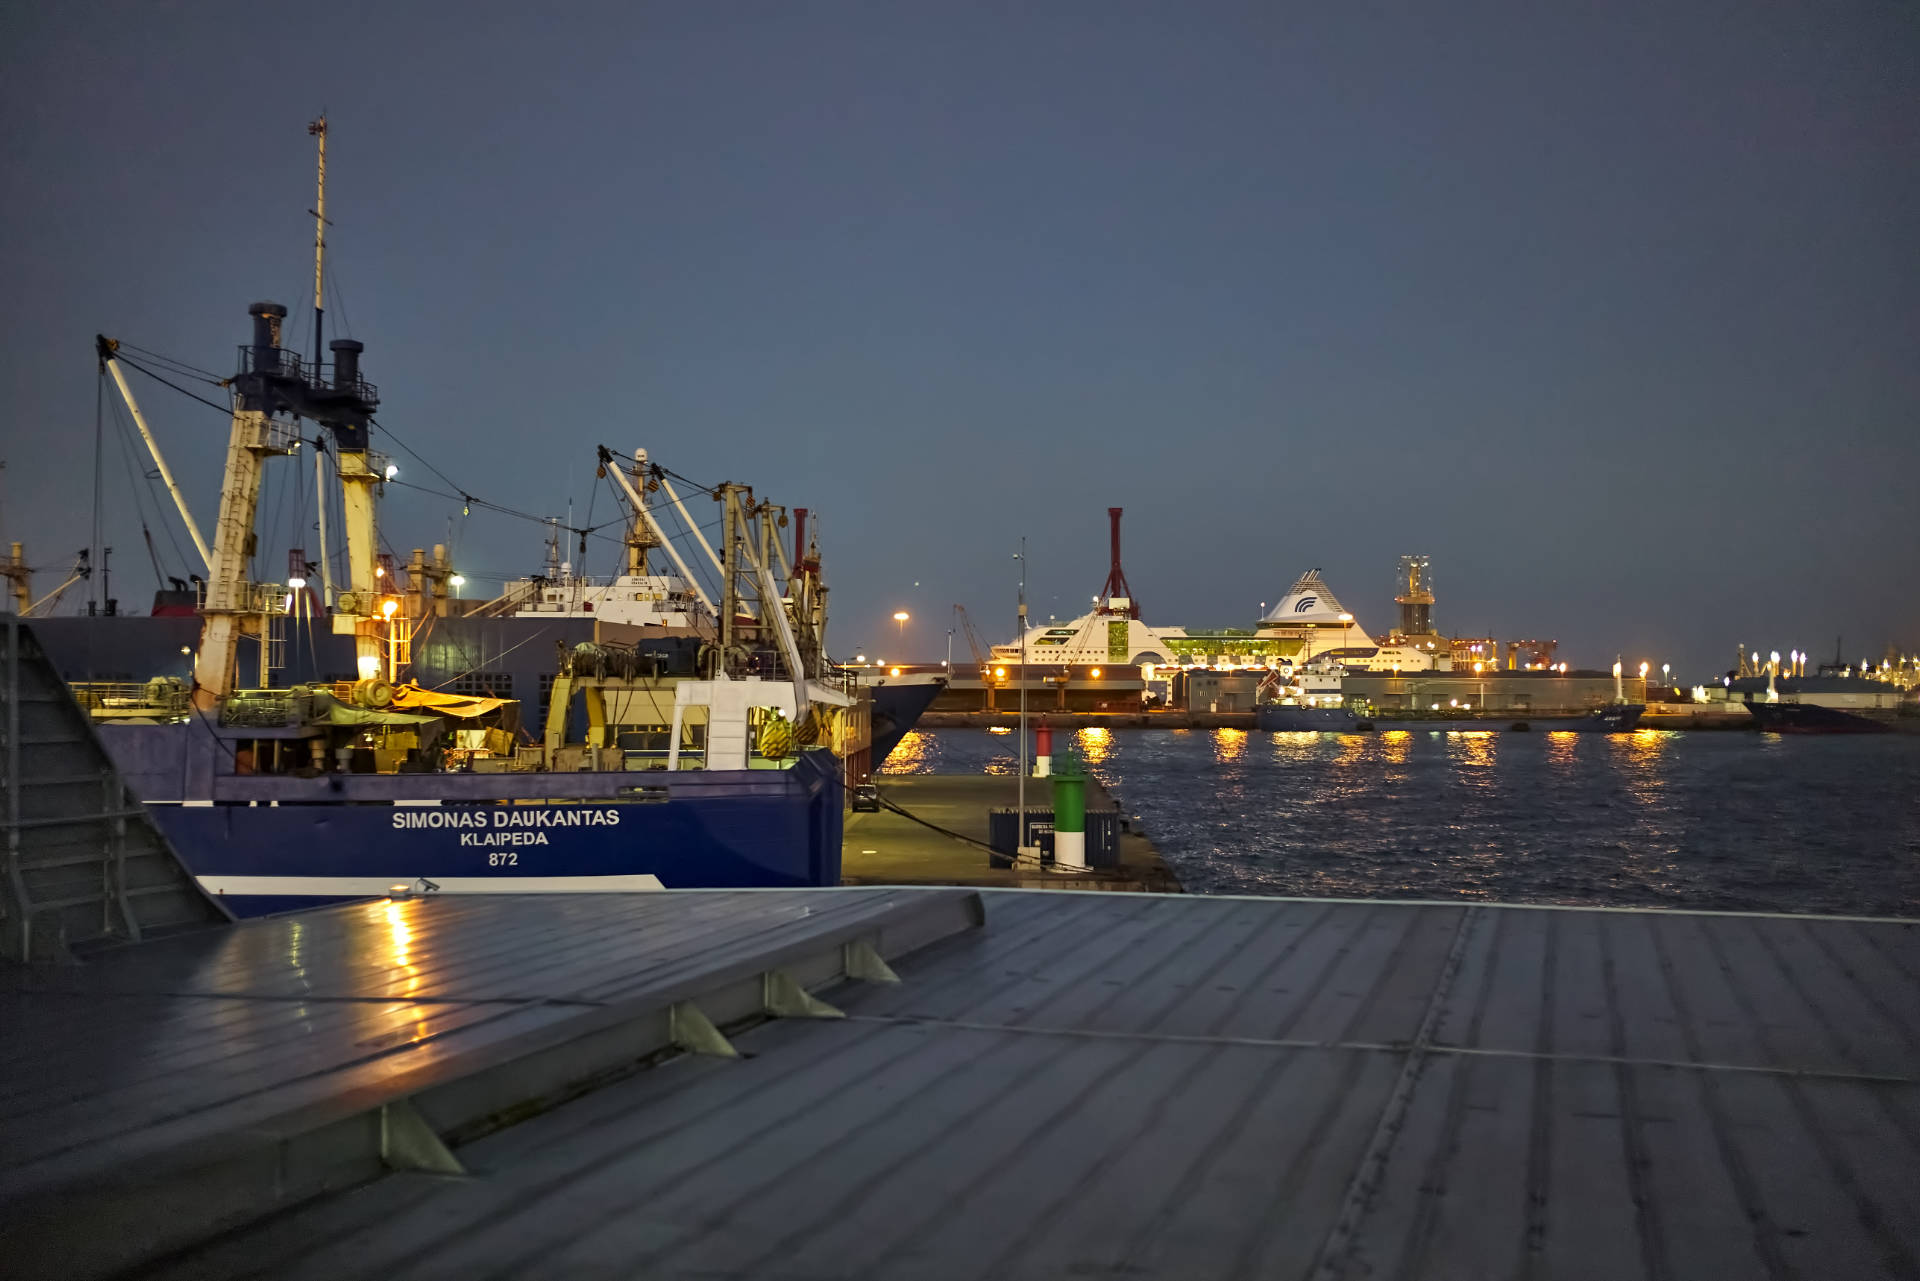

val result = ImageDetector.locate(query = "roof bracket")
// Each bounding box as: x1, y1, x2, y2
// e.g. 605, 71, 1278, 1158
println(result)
379, 1097, 464, 1175
670, 1000, 739, 1058
844, 938, 901, 984
763, 968, 845, 1019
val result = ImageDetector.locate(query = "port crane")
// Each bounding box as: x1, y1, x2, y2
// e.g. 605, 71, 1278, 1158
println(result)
952, 604, 991, 679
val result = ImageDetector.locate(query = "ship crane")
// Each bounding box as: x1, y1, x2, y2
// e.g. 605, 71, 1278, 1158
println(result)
595, 445, 714, 614
96, 337, 212, 570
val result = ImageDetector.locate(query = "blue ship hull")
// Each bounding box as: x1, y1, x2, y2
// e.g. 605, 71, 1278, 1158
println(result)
99, 720, 844, 917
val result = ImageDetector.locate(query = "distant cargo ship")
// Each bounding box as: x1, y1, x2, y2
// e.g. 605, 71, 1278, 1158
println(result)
1733, 674, 1917, 734
1253, 657, 1356, 730
1362, 705, 1646, 732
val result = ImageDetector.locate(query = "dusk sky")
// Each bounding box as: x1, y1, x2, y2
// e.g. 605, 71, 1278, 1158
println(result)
3, 1, 1914, 677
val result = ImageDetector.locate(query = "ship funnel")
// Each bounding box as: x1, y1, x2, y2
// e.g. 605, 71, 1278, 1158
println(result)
329, 338, 364, 389
1097, 507, 1138, 618
246, 301, 290, 382
248, 301, 287, 353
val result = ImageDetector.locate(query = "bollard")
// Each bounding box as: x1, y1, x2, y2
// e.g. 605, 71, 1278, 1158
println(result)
1034, 723, 1052, 777
1051, 739, 1086, 870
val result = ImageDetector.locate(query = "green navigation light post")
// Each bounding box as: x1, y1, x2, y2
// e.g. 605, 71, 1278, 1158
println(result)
1051, 737, 1086, 871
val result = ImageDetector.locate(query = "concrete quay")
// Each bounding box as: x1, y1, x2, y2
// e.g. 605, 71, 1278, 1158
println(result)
920, 710, 1253, 730
842, 773, 1183, 893
924, 707, 1765, 731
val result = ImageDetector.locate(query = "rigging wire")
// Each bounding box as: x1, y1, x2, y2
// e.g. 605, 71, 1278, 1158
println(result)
326, 264, 353, 340
115, 391, 191, 575
90, 374, 104, 611
103, 354, 692, 552
112, 353, 236, 416
109, 341, 227, 385
97, 344, 779, 618
106, 392, 169, 591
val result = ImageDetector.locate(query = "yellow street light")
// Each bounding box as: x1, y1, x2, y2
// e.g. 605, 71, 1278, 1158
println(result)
892, 610, 910, 651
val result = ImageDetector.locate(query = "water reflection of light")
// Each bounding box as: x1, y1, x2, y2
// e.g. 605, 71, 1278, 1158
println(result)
1079, 726, 1112, 766
1333, 734, 1366, 769
882, 729, 932, 775
1609, 729, 1671, 808
1450, 732, 1496, 771
1215, 728, 1247, 763
1270, 732, 1322, 765
1613, 727, 1669, 767
1381, 730, 1411, 765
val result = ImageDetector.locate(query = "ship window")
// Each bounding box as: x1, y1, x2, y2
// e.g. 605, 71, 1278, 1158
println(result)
539, 673, 557, 719
447, 672, 513, 700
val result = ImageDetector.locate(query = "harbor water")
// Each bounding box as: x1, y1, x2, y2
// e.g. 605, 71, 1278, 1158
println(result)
882, 727, 1920, 915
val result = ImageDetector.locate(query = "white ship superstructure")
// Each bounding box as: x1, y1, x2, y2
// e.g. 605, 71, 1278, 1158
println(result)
986, 506, 1181, 675
990, 610, 1180, 669
504, 448, 715, 634
1258, 655, 1346, 708
508, 565, 711, 631
1255, 569, 1437, 672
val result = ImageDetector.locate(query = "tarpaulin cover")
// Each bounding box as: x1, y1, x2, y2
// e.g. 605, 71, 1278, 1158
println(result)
388, 684, 514, 719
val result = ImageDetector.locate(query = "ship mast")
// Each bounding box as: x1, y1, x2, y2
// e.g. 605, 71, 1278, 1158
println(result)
308, 116, 328, 370
627, 447, 658, 575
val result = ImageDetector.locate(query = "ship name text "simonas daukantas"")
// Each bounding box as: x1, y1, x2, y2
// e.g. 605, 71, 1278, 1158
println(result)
390, 807, 623, 847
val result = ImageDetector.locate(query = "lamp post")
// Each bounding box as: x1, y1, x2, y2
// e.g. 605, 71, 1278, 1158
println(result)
450, 573, 465, 599
893, 610, 909, 655
1015, 540, 1030, 862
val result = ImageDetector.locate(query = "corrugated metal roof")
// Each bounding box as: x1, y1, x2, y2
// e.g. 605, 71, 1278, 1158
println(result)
95, 891, 1920, 1280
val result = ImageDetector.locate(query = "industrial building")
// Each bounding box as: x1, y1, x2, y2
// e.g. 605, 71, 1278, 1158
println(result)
1343, 669, 1646, 716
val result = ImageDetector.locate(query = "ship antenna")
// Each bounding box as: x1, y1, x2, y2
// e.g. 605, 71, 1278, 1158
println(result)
307, 115, 330, 371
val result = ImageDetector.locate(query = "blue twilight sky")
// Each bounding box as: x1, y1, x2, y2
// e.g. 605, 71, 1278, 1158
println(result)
2, 1, 1915, 677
